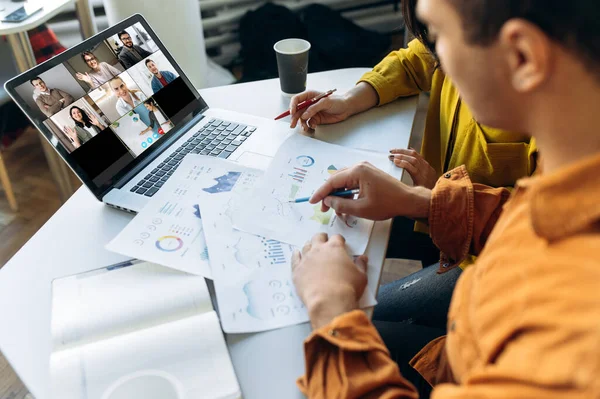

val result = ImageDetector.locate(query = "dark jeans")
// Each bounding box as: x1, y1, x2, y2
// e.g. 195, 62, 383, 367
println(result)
373, 320, 445, 398
386, 216, 440, 267
372, 265, 463, 398
374, 264, 462, 328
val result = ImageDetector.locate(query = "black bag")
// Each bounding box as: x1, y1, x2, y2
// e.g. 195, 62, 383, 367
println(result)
238, 3, 308, 82
299, 3, 391, 72
238, 3, 391, 82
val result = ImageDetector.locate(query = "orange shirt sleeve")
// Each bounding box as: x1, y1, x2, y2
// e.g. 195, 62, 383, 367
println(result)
297, 310, 419, 399
429, 166, 511, 263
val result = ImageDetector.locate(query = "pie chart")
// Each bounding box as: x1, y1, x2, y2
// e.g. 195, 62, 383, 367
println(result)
296, 155, 315, 167
155, 236, 183, 252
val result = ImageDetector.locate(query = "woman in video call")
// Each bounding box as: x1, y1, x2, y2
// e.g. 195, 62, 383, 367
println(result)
109, 76, 148, 116
76, 51, 122, 90
64, 105, 106, 147
143, 99, 172, 134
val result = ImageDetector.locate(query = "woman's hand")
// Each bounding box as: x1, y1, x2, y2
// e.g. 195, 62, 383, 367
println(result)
309, 162, 432, 221
292, 233, 368, 329
64, 126, 80, 145
139, 126, 152, 135
389, 148, 438, 189
75, 72, 92, 85
89, 113, 102, 128
289, 90, 352, 131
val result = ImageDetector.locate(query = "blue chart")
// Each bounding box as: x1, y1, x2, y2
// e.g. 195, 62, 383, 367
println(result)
263, 239, 287, 265
296, 155, 315, 167
289, 167, 307, 183
200, 246, 209, 261
202, 171, 242, 194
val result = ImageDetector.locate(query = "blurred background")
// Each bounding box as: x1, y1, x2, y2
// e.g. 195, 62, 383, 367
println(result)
0, 2, 414, 397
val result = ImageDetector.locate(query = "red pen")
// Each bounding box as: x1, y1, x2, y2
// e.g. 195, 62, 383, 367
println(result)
274, 89, 337, 120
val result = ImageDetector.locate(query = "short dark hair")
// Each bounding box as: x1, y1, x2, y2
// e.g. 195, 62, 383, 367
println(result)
144, 98, 157, 107
450, 0, 600, 75
30, 77, 43, 86
145, 59, 154, 66
118, 31, 130, 40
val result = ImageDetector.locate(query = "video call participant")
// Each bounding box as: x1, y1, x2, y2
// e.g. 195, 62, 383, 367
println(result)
31, 77, 74, 117
145, 59, 176, 93
76, 51, 122, 90
64, 105, 106, 148
143, 98, 172, 134
109, 76, 148, 115
117, 31, 153, 69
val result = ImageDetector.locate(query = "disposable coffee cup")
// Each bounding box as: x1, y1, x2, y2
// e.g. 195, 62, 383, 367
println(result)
273, 38, 311, 97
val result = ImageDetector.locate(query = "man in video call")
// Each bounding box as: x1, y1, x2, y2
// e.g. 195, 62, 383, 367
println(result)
118, 30, 152, 69
145, 59, 176, 93
31, 77, 74, 118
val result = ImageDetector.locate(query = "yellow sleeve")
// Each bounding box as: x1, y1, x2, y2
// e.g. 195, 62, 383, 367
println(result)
358, 39, 437, 106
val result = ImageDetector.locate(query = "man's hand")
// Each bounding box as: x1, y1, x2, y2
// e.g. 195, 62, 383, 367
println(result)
292, 233, 367, 329
389, 148, 438, 189
309, 162, 432, 221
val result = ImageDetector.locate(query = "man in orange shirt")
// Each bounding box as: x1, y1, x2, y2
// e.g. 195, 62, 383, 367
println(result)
291, 0, 600, 397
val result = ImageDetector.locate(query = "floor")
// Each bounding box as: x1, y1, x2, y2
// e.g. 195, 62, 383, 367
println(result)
0, 127, 73, 398
0, 90, 429, 399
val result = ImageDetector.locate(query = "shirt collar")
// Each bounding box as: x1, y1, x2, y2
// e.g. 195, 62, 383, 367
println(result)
517, 153, 600, 241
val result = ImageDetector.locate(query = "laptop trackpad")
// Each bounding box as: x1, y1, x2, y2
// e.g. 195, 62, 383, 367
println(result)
235, 151, 273, 170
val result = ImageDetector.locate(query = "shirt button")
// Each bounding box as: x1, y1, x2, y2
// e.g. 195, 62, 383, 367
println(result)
444, 173, 451, 178
328, 329, 338, 337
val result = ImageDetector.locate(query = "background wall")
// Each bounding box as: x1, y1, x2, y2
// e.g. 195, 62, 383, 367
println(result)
44, 119, 77, 152
13, 64, 87, 121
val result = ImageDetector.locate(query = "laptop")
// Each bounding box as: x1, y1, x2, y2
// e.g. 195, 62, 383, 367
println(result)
5, 14, 290, 213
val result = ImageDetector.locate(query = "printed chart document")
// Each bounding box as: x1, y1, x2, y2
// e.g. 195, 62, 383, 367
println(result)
189, 156, 377, 333
106, 165, 212, 277
50, 260, 240, 399
232, 134, 401, 255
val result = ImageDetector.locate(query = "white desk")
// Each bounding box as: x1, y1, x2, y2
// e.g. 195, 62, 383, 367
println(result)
0, 68, 417, 399
0, 0, 96, 202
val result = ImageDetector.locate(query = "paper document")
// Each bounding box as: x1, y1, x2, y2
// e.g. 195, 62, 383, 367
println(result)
232, 134, 401, 255
188, 156, 376, 332
106, 162, 215, 277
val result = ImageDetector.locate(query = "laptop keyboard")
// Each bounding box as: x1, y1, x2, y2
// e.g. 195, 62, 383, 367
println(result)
130, 118, 256, 197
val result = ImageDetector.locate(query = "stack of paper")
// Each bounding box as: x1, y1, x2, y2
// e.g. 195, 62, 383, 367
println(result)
108, 134, 401, 333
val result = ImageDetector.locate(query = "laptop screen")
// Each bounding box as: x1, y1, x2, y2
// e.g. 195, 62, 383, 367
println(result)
7, 16, 207, 199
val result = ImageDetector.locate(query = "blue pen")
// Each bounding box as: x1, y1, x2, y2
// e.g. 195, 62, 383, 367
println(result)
289, 189, 360, 204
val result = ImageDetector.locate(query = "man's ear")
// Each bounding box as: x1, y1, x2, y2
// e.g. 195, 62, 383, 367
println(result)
499, 19, 552, 93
